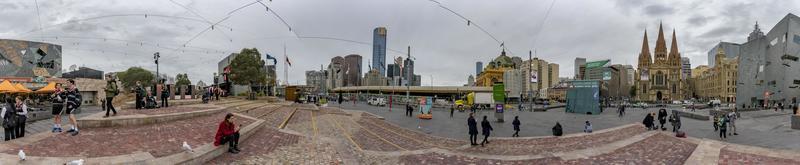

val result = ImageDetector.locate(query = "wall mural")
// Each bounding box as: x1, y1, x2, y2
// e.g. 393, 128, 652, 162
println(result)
0, 39, 62, 77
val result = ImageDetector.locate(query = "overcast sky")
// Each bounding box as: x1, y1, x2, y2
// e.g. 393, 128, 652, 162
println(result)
1, 0, 798, 86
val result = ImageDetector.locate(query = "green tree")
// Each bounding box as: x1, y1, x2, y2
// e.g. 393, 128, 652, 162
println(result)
629, 85, 637, 98
176, 73, 191, 86
117, 67, 154, 91
229, 48, 267, 92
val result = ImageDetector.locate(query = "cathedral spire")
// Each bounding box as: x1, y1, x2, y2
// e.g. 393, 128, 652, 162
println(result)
638, 30, 652, 68
654, 22, 668, 60
670, 29, 679, 54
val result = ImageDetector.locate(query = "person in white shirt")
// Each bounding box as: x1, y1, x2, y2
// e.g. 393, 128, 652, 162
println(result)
14, 96, 27, 138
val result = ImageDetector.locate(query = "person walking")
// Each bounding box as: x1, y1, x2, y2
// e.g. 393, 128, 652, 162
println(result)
512, 116, 521, 137
713, 115, 719, 132
51, 83, 66, 133
719, 115, 728, 139
467, 113, 478, 145
618, 104, 625, 117
2, 99, 17, 141
583, 121, 593, 133
670, 111, 681, 132
480, 116, 493, 146
13, 96, 28, 138
450, 105, 455, 118
161, 82, 169, 108
658, 109, 668, 130
406, 104, 413, 117
104, 75, 118, 117
728, 111, 738, 135
65, 79, 82, 136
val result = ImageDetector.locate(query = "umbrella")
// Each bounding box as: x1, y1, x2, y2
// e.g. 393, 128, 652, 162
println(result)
0, 80, 18, 93
34, 82, 58, 94
14, 83, 32, 93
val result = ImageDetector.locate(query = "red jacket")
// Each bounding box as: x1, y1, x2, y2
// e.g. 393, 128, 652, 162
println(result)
214, 121, 236, 146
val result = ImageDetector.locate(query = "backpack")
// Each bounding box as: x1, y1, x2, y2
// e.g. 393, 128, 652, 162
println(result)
3, 107, 17, 129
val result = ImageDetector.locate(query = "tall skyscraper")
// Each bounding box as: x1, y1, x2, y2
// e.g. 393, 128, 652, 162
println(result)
344, 54, 363, 86
476, 61, 483, 75
574, 58, 586, 80
372, 27, 387, 77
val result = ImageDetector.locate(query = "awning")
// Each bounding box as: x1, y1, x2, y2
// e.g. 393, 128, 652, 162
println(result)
35, 82, 58, 93
0, 80, 18, 93
14, 83, 32, 93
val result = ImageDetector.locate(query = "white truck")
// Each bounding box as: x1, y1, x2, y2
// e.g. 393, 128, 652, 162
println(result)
368, 97, 387, 106
473, 92, 494, 109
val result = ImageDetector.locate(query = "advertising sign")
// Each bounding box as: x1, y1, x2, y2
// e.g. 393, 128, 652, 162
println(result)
530, 72, 538, 83
496, 104, 504, 113
640, 69, 649, 81
602, 71, 612, 80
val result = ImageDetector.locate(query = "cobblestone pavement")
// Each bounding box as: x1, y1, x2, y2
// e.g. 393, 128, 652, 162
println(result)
4, 112, 255, 158
3, 106, 102, 140
562, 133, 697, 164
262, 107, 296, 127
115, 106, 214, 116
207, 126, 301, 164
458, 125, 645, 155
359, 116, 467, 149
719, 147, 800, 164
399, 133, 696, 165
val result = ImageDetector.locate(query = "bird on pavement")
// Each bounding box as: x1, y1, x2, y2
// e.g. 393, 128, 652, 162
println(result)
18, 150, 25, 161
182, 141, 194, 153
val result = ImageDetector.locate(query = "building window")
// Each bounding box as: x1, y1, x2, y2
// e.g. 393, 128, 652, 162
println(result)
655, 71, 665, 86
672, 84, 677, 94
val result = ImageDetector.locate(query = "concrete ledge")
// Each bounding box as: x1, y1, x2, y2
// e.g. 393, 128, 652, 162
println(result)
674, 110, 709, 121
122, 99, 203, 109
792, 115, 800, 130
77, 105, 226, 128
150, 113, 266, 165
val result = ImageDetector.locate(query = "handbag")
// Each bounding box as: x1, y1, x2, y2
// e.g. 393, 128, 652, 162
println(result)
3, 113, 17, 129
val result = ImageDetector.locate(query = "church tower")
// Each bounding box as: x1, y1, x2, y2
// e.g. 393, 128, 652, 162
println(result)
637, 30, 652, 69
668, 29, 682, 66
653, 23, 668, 63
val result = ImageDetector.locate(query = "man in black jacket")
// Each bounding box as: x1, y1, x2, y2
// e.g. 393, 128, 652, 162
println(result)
512, 116, 521, 137
134, 81, 144, 109
65, 79, 81, 136
480, 115, 493, 146
467, 113, 478, 145
161, 82, 169, 108
658, 109, 668, 130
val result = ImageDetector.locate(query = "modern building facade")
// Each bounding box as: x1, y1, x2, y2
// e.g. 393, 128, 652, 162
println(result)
326, 56, 346, 90
707, 42, 741, 67
476, 61, 483, 76
305, 70, 327, 94
681, 57, 691, 80
636, 23, 687, 102
372, 27, 387, 76
344, 54, 363, 86
574, 57, 586, 80
736, 14, 800, 108
0, 39, 63, 78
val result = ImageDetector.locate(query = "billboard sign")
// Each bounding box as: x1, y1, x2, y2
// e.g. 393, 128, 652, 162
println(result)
530, 72, 538, 83
640, 69, 649, 81
602, 71, 612, 80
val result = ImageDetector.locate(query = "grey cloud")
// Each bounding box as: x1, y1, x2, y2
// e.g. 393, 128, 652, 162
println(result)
687, 15, 711, 26
643, 5, 675, 16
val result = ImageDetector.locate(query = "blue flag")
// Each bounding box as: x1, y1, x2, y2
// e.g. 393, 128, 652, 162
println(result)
265, 53, 278, 65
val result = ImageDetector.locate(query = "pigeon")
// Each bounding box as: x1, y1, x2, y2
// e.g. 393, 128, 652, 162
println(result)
18, 150, 25, 161
66, 159, 84, 165
182, 141, 193, 153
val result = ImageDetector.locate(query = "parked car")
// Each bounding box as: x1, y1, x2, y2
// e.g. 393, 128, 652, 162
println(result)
368, 97, 387, 106
708, 99, 721, 106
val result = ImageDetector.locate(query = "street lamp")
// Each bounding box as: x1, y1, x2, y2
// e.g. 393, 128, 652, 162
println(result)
154, 52, 160, 95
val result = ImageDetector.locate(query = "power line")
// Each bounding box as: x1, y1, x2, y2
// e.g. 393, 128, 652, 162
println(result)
426, 0, 511, 55
257, 1, 295, 35
531, 0, 557, 48
13, 14, 235, 38
33, 0, 44, 42
168, 0, 236, 46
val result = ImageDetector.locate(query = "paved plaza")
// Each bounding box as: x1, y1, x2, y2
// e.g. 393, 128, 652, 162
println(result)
1, 98, 800, 164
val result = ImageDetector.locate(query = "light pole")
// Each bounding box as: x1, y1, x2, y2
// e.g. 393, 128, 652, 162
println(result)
154, 52, 160, 95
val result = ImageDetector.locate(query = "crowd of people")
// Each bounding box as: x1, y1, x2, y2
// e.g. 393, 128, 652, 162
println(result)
466, 113, 567, 147
641, 109, 683, 134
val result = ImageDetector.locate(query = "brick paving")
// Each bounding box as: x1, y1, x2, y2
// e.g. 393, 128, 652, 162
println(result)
237, 106, 278, 119
458, 125, 646, 155
360, 117, 468, 149
400, 133, 696, 165
207, 126, 301, 164
562, 133, 697, 164
261, 107, 295, 127
718, 148, 800, 165
355, 118, 431, 150
115, 106, 214, 116
3, 112, 254, 158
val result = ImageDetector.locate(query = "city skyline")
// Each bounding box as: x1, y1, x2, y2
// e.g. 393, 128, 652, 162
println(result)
1, 0, 798, 86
